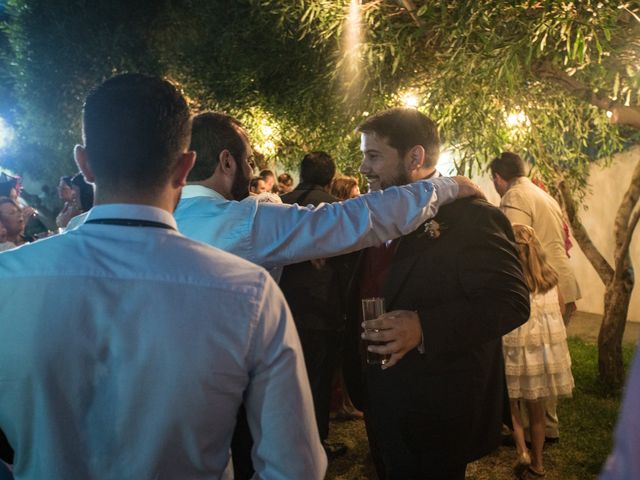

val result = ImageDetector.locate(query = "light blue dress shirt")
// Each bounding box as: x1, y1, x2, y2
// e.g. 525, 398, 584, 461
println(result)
0, 204, 326, 480
600, 344, 640, 480
174, 177, 458, 269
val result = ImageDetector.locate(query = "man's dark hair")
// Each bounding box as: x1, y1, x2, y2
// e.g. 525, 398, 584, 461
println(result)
356, 108, 440, 168
82, 73, 191, 192
278, 173, 293, 187
489, 152, 526, 181
250, 177, 263, 190
299, 151, 336, 187
259, 169, 274, 180
188, 112, 248, 182
60, 176, 73, 188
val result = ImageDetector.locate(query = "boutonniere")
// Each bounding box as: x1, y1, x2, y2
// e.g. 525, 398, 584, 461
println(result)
420, 220, 446, 240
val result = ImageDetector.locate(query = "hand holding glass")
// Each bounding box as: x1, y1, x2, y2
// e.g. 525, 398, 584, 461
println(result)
361, 297, 391, 366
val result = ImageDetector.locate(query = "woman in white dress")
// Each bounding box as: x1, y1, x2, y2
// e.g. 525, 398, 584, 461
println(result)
503, 224, 575, 478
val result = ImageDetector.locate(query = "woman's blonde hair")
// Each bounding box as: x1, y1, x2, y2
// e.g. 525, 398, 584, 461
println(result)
512, 224, 559, 294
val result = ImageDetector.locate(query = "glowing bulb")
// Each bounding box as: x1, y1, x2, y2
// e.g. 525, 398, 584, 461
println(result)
401, 93, 419, 108
0, 117, 15, 151
505, 110, 530, 129
260, 124, 274, 138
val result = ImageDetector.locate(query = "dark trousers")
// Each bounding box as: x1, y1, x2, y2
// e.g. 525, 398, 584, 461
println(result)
297, 328, 341, 441
364, 408, 467, 480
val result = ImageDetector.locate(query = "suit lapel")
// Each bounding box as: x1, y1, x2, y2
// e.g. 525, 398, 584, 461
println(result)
383, 222, 435, 308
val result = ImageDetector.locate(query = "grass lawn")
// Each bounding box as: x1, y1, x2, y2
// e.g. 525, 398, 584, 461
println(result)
326, 337, 637, 480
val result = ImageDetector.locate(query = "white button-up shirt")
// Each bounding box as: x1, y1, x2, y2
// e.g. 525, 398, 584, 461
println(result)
174, 178, 457, 269
0, 204, 326, 480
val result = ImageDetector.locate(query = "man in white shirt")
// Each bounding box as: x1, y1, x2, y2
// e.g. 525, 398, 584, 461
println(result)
0, 74, 326, 480
600, 344, 640, 480
174, 112, 481, 270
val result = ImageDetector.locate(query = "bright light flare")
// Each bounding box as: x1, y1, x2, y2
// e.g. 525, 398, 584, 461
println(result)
0, 117, 15, 151
260, 124, 274, 138
401, 92, 419, 108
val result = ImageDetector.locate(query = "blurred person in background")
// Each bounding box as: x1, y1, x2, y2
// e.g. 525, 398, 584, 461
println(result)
277, 172, 294, 194
330, 175, 361, 200
55, 176, 82, 229
0, 198, 27, 247
0, 218, 15, 252
259, 169, 276, 193
249, 176, 267, 195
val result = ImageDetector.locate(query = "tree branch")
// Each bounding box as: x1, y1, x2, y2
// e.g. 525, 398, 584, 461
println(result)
557, 180, 614, 285
397, 0, 423, 27
533, 60, 640, 129
616, 206, 640, 277
614, 154, 640, 254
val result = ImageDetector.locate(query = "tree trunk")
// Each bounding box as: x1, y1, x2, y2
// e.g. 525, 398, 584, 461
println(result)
598, 255, 634, 387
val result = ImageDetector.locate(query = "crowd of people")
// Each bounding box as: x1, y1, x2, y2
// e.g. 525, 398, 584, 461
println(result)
0, 73, 636, 480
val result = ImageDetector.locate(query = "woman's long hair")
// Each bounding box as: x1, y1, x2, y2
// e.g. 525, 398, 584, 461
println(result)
512, 223, 558, 294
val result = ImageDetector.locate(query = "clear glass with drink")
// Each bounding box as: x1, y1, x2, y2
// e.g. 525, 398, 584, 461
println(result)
361, 297, 391, 366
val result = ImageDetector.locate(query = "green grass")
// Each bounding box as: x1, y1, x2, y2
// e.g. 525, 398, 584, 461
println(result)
326, 337, 637, 480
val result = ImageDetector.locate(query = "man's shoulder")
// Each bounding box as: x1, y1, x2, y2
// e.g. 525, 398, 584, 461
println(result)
435, 197, 512, 236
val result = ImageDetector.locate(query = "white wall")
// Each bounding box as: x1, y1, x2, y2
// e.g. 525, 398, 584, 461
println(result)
475, 146, 640, 322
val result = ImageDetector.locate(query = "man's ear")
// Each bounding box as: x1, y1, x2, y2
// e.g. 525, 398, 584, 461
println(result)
74, 145, 96, 183
217, 149, 236, 177
173, 151, 197, 188
406, 145, 426, 171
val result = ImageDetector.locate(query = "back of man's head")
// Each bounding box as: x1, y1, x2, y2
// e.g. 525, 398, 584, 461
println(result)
188, 112, 248, 182
299, 151, 336, 188
489, 152, 526, 181
82, 73, 191, 192
356, 108, 440, 167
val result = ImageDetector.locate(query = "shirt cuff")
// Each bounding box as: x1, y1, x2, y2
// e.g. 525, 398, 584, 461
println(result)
428, 177, 458, 207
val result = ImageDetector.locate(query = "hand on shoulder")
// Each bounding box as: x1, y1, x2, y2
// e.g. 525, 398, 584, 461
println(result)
451, 176, 486, 201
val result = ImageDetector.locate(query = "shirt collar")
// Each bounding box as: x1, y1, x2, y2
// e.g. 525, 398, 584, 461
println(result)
85, 204, 178, 230
181, 185, 226, 201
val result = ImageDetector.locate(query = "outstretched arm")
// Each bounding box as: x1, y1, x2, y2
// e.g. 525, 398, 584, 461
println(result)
251, 177, 480, 268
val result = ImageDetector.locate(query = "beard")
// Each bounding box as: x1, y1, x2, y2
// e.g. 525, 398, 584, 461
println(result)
380, 169, 412, 190
230, 167, 251, 201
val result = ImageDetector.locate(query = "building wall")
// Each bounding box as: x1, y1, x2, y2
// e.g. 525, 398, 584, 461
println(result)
474, 146, 640, 322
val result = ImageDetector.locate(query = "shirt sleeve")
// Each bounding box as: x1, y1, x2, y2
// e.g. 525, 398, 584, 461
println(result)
600, 347, 640, 480
244, 274, 327, 480
248, 177, 459, 268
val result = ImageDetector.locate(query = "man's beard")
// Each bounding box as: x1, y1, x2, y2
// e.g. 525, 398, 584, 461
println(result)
231, 168, 250, 201
380, 169, 412, 190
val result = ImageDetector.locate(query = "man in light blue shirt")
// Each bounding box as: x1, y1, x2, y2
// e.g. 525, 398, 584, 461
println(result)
0, 74, 326, 480
174, 112, 480, 270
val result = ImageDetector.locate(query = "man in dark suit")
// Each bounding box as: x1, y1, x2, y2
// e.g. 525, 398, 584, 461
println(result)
346, 108, 530, 479
279, 151, 347, 458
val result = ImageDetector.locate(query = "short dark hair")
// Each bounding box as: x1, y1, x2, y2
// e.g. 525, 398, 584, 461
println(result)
82, 73, 191, 192
299, 151, 336, 187
0, 177, 18, 197
277, 173, 293, 187
356, 108, 440, 168
60, 176, 73, 188
250, 177, 264, 190
259, 169, 275, 180
188, 112, 248, 182
489, 152, 526, 181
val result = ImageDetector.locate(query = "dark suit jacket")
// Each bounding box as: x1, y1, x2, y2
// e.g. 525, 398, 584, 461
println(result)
279, 184, 344, 331
345, 197, 530, 466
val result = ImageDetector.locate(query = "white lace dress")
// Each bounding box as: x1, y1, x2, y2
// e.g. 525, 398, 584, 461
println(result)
502, 288, 575, 401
